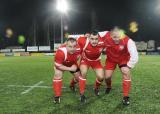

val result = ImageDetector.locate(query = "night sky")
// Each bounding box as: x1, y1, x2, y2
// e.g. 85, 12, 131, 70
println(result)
0, 0, 160, 47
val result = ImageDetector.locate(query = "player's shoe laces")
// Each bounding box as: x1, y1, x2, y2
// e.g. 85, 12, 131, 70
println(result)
80, 94, 86, 103
122, 96, 130, 105
54, 96, 60, 104
70, 85, 76, 92
105, 88, 111, 94
94, 88, 100, 96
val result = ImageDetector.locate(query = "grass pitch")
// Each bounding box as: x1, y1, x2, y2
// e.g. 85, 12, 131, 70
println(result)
0, 55, 160, 114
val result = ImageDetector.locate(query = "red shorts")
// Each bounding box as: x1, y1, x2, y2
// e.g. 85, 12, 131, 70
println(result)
80, 59, 103, 69
105, 59, 128, 70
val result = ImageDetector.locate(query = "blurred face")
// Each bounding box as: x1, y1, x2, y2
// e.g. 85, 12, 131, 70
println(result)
89, 34, 99, 47
110, 30, 121, 44
66, 41, 77, 54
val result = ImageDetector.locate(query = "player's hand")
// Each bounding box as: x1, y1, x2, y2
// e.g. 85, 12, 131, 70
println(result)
70, 65, 77, 72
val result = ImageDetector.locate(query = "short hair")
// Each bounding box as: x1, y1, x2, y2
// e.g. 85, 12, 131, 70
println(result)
66, 37, 77, 43
90, 29, 99, 35
111, 26, 121, 32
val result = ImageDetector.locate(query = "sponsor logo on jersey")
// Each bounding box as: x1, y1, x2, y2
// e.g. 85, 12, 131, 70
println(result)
119, 45, 124, 50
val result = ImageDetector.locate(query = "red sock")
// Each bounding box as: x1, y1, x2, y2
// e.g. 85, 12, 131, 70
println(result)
94, 78, 102, 89
53, 79, 62, 97
123, 79, 131, 97
79, 76, 86, 95
70, 78, 77, 87
105, 78, 112, 88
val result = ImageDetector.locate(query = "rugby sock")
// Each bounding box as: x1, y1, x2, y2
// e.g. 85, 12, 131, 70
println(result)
94, 78, 102, 89
53, 79, 62, 97
70, 78, 77, 87
79, 76, 86, 95
105, 78, 112, 88
123, 79, 131, 97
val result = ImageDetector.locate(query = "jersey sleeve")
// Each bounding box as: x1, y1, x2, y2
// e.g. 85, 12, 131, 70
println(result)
98, 37, 106, 49
98, 31, 109, 38
127, 39, 139, 68
77, 37, 86, 50
54, 50, 65, 67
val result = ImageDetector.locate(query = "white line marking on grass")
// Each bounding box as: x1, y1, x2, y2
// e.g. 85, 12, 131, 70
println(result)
8, 85, 52, 88
21, 81, 44, 94
8, 85, 66, 89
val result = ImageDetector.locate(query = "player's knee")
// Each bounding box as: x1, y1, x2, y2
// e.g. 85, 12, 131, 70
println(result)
81, 74, 86, 79
96, 73, 104, 81
74, 73, 80, 81
97, 76, 104, 81
54, 73, 62, 80
121, 70, 128, 76
105, 75, 112, 79
80, 70, 87, 78
123, 74, 131, 80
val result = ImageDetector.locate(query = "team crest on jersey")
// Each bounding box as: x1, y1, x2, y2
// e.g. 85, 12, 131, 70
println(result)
119, 45, 124, 50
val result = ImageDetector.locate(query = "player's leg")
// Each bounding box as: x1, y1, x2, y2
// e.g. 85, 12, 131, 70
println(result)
53, 67, 63, 103
120, 64, 131, 105
92, 61, 104, 96
70, 69, 80, 92
93, 68, 104, 96
105, 70, 114, 94
79, 60, 89, 102
104, 60, 116, 94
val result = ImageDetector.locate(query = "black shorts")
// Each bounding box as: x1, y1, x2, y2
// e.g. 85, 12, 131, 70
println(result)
70, 68, 80, 74
119, 64, 127, 68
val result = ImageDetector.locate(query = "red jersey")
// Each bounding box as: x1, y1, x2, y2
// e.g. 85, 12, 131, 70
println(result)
101, 31, 138, 68
54, 45, 81, 67
77, 37, 105, 61
104, 32, 130, 62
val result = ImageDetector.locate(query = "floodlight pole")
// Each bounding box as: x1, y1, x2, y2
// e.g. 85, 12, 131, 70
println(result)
61, 14, 63, 44
56, 0, 68, 43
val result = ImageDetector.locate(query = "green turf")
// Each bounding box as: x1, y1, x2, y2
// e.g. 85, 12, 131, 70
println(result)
0, 55, 160, 114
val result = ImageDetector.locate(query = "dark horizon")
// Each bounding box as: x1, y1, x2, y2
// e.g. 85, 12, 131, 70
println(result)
0, 0, 160, 48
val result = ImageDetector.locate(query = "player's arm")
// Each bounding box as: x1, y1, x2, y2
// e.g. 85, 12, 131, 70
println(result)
54, 50, 77, 71
55, 63, 77, 72
127, 39, 139, 68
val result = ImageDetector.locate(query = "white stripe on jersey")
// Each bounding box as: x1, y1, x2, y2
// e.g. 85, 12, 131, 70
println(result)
98, 31, 109, 37
98, 41, 104, 44
76, 48, 81, 50
127, 39, 138, 68
83, 38, 89, 51
59, 47, 67, 61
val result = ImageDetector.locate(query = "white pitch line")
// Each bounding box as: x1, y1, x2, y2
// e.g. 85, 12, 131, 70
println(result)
8, 85, 52, 88
21, 81, 44, 95
8, 85, 66, 89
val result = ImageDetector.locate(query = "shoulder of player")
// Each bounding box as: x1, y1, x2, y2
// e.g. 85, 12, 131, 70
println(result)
98, 37, 105, 45
98, 31, 109, 38
122, 36, 131, 43
77, 36, 87, 47
56, 47, 66, 56
77, 36, 87, 42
